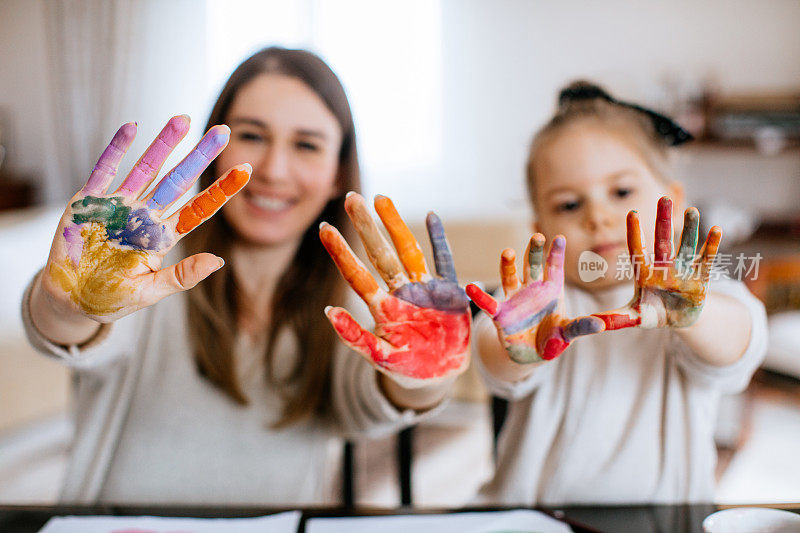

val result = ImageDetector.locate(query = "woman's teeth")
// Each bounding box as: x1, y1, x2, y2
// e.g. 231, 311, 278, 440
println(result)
250, 195, 290, 211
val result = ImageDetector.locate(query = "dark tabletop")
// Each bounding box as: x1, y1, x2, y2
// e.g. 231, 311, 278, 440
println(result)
3, 503, 800, 533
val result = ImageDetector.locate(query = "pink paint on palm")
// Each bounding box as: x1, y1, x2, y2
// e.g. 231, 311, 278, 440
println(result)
82, 122, 137, 195
62, 224, 83, 267
117, 115, 191, 195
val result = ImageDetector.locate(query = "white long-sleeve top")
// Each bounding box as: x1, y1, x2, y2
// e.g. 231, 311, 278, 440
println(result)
22, 271, 428, 505
474, 279, 767, 505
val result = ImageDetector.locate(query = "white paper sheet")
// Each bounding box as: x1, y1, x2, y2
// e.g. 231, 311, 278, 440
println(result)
306, 509, 573, 533
38, 511, 301, 533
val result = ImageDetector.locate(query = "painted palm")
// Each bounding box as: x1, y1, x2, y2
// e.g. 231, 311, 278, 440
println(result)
592, 196, 722, 330
43, 116, 250, 321
320, 193, 470, 388
467, 234, 605, 363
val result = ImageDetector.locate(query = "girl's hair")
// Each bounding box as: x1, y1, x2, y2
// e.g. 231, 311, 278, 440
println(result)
182, 47, 360, 427
526, 80, 673, 205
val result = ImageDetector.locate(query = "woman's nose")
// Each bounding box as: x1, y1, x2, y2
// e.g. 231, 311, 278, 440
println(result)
253, 145, 290, 183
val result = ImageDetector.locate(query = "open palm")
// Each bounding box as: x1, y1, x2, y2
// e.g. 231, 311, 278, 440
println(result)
320, 193, 470, 389
42, 117, 250, 321
592, 196, 722, 330
467, 234, 605, 363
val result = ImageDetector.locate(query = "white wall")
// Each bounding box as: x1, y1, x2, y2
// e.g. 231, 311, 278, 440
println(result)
1, 0, 799, 217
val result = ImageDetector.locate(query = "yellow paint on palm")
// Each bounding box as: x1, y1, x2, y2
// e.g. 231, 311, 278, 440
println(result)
49, 223, 145, 315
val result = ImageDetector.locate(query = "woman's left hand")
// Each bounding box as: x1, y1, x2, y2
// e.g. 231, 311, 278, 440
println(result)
320, 193, 470, 389
592, 196, 722, 330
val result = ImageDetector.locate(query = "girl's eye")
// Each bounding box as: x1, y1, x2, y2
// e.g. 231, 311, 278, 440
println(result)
614, 187, 633, 198
296, 141, 320, 152
556, 200, 581, 212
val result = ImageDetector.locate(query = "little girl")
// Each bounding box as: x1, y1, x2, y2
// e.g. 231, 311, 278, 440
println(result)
468, 81, 767, 505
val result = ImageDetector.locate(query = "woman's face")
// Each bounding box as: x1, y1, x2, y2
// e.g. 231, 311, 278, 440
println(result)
532, 123, 682, 291
217, 73, 343, 247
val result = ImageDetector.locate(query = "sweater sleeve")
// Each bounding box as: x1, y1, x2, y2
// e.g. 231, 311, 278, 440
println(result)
21, 270, 140, 370
670, 278, 768, 394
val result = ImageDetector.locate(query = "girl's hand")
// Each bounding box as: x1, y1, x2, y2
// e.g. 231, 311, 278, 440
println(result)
466, 234, 605, 364
592, 196, 722, 330
319, 192, 470, 389
42, 117, 251, 322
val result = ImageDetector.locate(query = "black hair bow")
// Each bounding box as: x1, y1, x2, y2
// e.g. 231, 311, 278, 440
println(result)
559, 85, 694, 146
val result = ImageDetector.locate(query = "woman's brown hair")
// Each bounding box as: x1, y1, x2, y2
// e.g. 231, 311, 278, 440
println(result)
182, 47, 360, 427
526, 80, 673, 207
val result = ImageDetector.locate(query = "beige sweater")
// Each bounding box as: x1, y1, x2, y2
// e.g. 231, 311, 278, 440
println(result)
22, 272, 430, 505
474, 279, 767, 505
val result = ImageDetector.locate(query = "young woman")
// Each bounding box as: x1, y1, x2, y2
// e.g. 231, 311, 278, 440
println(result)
24, 47, 460, 505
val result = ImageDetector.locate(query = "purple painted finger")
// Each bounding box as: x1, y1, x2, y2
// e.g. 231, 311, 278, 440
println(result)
562, 315, 605, 342
81, 122, 137, 195
544, 235, 566, 284
145, 125, 230, 210
116, 115, 191, 197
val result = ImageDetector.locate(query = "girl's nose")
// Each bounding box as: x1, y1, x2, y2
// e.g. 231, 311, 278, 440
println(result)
253, 145, 290, 183
584, 200, 616, 231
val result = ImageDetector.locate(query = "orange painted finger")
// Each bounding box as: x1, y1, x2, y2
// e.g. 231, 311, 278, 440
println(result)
697, 226, 723, 283
500, 248, 520, 296
373, 195, 429, 282
344, 192, 407, 290
168, 164, 251, 236
626, 210, 646, 277
320, 222, 382, 304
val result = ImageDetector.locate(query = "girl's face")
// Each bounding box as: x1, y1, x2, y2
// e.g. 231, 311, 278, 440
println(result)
218, 74, 343, 247
532, 123, 683, 291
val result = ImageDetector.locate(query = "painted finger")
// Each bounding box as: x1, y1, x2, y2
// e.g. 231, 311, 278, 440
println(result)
562, 315, 606, 342
82, 122, 137, 195
147, 252, 224, 304
591, 306, 641, 331
654, 196, 673, 263
500, 248, 520, 296
145, 125, 230, 211
626, 211, 646, 279
320, 222, 383, 304
524, 233, 546, 284
325, 306, 393, 367
344, 192, 407, 289
697, 226, 723, 283
543, 235, 566, 284
465, 283, 498, 317
426, 212, 457, 282
374, 195, 430, 282
167, 164, 251, 237
676, 207, 700, 268
116, 115, 191, 197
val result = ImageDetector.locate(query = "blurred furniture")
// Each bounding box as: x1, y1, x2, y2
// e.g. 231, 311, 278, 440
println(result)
0, 173, 36, 211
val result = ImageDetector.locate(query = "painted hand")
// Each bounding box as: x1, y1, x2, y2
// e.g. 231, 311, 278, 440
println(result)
42, 116, 250, 321
592, 196, 722, 330
466, 234, 605, 363
319, 193, 470, 388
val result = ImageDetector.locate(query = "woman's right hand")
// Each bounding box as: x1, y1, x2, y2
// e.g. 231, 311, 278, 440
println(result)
40, 116, 250, 324
466, 234, 605, 363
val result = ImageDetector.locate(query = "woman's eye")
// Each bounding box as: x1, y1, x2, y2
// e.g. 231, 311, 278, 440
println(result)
236, 131, 264, 142
614, 188, 633, 198
556, 200, 580, 212
296, 141, 319, 152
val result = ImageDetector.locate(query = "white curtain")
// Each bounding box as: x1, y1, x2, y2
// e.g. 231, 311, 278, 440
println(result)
43, 0, 142, 200
42, 0, 210, 203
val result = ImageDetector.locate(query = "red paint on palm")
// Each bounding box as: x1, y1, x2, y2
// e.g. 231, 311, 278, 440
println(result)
372, 295, 470, 378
